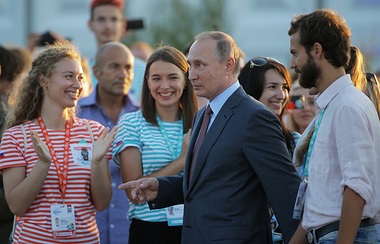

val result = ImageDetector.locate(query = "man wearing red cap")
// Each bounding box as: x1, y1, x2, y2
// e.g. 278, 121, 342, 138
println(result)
88, 0, 126, 49
88, 0, 146, 101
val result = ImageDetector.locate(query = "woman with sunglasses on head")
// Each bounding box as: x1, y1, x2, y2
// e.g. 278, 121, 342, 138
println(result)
238, 57, 300, 243
238, 57, 300, 158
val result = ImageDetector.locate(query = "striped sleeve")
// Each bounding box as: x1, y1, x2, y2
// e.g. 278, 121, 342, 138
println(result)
0, 126, 28, 172
112, 111, 142, 166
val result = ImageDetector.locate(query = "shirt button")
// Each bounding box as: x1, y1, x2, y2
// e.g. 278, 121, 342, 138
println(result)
112, 182, 116, 187
110, 204, 114, 208
110, 224, 114, 228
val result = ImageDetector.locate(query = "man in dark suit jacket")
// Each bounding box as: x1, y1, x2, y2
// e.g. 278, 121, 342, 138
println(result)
119, 31, 301, 243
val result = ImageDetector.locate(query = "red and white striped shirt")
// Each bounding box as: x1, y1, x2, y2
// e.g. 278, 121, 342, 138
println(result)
0, 118, 112, 244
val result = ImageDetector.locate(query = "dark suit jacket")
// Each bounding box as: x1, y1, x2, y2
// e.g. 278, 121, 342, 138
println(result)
153, 87, 301, 243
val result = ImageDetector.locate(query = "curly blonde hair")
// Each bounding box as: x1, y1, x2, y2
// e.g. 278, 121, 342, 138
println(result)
6, 40, 82, 129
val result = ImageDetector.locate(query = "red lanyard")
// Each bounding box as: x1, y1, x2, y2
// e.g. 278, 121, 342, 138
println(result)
37, 116, 71, 201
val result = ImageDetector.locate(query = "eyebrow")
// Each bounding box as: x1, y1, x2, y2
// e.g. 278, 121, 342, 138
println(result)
150, 72, 180, 77
187, 58, 202, 64
266, 81, 283, 85
62, 70, 82, 76
63, 71, 74, 74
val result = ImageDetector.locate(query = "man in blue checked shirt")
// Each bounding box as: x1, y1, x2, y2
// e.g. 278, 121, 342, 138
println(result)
77, 41, 139, 244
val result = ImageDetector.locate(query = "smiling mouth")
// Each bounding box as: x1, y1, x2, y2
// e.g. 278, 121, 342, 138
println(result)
159, 92, 174, 97
66, 91, 79, 99
271, 102, 283, 107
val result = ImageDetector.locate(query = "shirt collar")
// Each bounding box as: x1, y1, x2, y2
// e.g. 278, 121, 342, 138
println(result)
315, 74, 353, 111
208, 80, 240, 117
78, 85, 140, 109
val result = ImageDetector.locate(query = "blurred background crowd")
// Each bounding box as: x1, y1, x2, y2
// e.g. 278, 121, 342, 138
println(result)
1, 0, 380, 243
0, 0, 380, 72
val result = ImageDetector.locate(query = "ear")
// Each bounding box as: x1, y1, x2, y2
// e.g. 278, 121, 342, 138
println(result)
39, 75, 48, 89
225, 57, 235, 73
88, 19, 94, 32
93, 65, 100, 80
312, 42, 323, 59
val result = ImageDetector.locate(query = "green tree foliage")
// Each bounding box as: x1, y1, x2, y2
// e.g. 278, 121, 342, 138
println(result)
123, 0, 227, 53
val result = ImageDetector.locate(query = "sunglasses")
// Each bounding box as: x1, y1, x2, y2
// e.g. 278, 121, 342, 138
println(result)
366, 73, 379, 87
287, 95, 305, 110
249, 57, 282, 69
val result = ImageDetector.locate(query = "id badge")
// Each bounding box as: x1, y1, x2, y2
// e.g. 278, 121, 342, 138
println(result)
292, 180, 308, 220
50, 204, 76, 239
70, 143, 92, 167
166, 204, 184, 226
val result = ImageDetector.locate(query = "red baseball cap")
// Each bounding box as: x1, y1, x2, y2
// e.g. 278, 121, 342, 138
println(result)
90, 0, 124, 10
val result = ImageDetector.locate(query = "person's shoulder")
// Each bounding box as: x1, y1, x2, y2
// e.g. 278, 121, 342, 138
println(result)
78, 91, 97, 107
124, 94, 140, 110
2, 121, 35, 140
338, 85, 373, 109
4, 125, 22, 134
235, 96, 280, 125
73, 117, 103, 131
6, 120, 36, 131
120, 110, 142, 122
240, 94, 270, 112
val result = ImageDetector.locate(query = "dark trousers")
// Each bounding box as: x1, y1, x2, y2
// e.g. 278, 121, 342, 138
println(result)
129, 219, 182, 244
1, 175, 14, 244
0, 219, 13, 244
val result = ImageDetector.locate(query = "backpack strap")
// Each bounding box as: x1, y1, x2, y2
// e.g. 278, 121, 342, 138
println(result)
83, 119, 94, 143
20, 124, 27, 155
9, 215, 18, 243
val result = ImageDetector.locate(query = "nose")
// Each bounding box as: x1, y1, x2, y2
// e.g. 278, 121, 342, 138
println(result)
73, 77, 82, 89
161, 78, 170, 89
303, 101, 313, 111
119, 67, 132, 79
188, 66, 197, 82
104, 19, 114, 28
277, 88, 287, 100
290, 57, 296, 70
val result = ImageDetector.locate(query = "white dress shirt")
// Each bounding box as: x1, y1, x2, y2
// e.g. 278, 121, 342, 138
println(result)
294, 74, 380, 230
